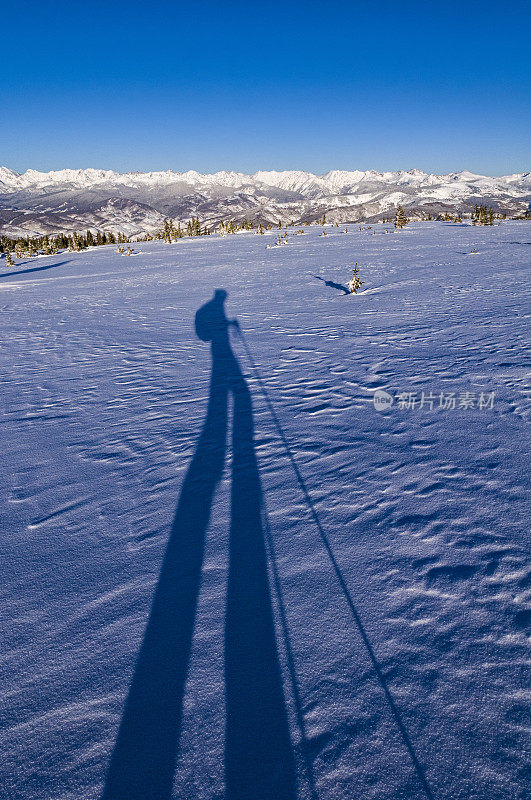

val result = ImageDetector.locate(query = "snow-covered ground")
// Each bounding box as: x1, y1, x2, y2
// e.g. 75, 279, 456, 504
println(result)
0, 222, 529, 800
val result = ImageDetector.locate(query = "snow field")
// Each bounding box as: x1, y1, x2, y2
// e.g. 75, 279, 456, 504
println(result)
0, 222, 529, 799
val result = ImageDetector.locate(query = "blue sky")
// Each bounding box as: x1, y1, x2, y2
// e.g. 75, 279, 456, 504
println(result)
1, 0, 529, 175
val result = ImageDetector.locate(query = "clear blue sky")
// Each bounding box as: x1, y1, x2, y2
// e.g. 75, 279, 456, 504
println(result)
1, 0, 529, 176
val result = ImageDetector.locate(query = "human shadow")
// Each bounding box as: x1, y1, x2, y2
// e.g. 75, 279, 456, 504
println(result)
224, 314, 296, 800
0, 260, 71, 279
102, 290, 296, 800
313, 275, 350, 295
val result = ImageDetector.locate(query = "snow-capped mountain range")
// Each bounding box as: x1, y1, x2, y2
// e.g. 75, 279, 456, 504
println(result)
0, 166, 529, 237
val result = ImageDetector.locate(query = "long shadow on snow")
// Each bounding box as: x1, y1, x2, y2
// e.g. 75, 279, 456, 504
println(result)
0, 260, 71, 279
313, 275, 350, 295
102, 289, 296, 800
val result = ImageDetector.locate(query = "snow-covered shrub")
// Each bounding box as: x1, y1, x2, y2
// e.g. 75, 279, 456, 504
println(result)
347, 262, 363, 294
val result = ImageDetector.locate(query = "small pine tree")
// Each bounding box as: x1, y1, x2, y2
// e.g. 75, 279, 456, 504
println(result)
347, 263, 363, 294
394, 205, 409, 229
5, 252, 15, 268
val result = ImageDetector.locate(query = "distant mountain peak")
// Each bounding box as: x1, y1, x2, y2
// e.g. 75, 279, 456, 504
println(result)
0, 167, 529, 237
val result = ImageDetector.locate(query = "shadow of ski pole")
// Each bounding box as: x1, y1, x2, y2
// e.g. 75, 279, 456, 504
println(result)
236, 328, 435, 800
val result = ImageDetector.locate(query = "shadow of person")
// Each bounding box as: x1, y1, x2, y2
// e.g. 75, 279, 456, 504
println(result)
102, 290, 296, 800
222, 331, 297, 800
313, 275, 350, 295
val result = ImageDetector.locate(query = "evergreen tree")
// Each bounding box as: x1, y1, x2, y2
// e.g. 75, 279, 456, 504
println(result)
347, 263, 363, 294
186, 216, 202, 237
394, 205, 409, 229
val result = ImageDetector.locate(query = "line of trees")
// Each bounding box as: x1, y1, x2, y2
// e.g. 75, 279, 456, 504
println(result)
384, 207, 513, 224
0, 214, 276, 260
0, 216, 272, 261
471, 205, 496, 225
158, 216, 209, 242
149, 216, 268, 243
2, 205, 528, 264
0, 230, 128, 258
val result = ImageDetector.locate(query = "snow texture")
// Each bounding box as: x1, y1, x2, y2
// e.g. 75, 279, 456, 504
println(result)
0, 222, 529, 800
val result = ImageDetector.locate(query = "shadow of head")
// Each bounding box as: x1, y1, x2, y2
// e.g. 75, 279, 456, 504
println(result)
195, 289, 231, 343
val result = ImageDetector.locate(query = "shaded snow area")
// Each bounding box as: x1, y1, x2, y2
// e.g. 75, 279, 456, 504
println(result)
1, 222, 529, 800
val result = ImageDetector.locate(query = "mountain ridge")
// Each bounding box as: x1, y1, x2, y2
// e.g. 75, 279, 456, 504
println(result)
1, 167, 529, 237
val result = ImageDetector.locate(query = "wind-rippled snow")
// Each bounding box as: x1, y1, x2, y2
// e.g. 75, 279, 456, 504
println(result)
0, 222, 529, 800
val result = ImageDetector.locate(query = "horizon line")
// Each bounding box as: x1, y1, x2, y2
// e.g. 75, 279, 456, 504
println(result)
2, 165, 530, 180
